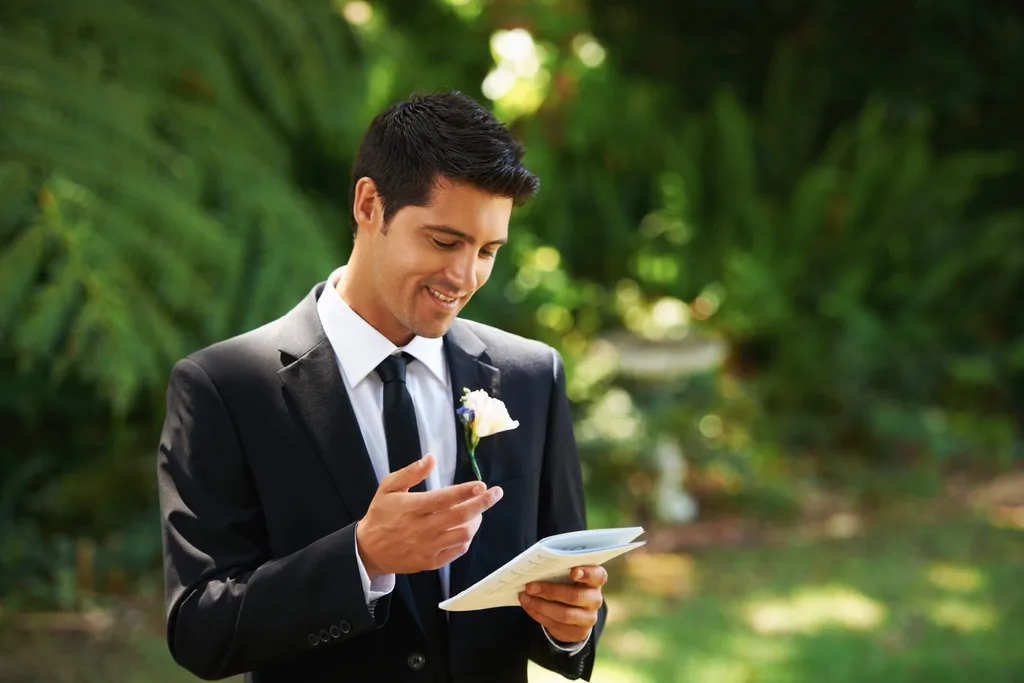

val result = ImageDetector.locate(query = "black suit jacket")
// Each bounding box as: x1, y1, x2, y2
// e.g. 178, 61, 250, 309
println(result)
157, 282, 605, 683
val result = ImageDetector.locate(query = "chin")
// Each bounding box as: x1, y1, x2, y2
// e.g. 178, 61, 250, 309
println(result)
411, 319, 453, 339
423, 321, 456, 339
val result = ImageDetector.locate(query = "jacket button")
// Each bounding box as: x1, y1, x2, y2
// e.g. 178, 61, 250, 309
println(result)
318, 629, 330, 643
329, 625, 341, 638
339, 620, 351, 634
407, 652, 426, 671
308, 634, 319, 646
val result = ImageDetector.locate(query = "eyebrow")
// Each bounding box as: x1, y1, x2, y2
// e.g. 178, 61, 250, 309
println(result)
422, 224, 507, 247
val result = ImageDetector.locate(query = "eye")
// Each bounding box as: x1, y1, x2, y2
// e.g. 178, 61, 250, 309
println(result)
480, 248, 497, 259
431, 238, 458, 250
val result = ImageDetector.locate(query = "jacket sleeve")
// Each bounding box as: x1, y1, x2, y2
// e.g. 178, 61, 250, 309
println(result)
526, 349, 607, 681
156, 358, 391, 680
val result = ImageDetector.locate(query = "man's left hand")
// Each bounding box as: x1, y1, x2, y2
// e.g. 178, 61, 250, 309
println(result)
518, 565, 606, 644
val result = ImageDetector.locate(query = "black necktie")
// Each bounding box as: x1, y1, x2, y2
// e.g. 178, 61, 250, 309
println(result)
375, 353, 449, 670
375, 353, 428, 492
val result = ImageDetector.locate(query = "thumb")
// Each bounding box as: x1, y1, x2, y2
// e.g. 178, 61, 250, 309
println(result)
382, 454, 434, 493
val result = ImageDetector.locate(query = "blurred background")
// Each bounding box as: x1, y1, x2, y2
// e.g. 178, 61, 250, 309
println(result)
1, 0, 1023, 681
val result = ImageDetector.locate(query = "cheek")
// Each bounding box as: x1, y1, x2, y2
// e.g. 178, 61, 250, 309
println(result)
378, 253, 425, 306
392, 246, 431, 283
475, 259, 495, 288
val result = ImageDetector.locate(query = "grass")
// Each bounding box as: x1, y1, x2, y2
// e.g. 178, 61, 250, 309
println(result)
534, 502, 1024, 682
2, 502, 1022, 682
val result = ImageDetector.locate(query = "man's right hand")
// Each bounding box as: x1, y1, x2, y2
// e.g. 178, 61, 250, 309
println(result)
355, 454, 503, 578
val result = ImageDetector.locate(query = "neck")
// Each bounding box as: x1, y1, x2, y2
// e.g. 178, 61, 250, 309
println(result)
336, 249, 415, 347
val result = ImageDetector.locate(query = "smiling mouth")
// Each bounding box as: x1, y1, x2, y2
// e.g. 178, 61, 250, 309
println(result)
427, 286, 461, 305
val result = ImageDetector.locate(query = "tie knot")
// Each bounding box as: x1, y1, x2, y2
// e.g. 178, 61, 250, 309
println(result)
375, 352, 414, 384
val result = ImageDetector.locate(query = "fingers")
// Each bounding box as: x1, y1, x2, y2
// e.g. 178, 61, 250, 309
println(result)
433, 543, 471, 568
426, 486, 503, 530
408, 479, 493, 514
568, 565, 608, 588
519, 601, 575, 639
435, 523, 475, 551
518, 593, 598, 631
524, 581, 603, 610
381, 454, 435, 493
519, 603, 591, 644
432, 517, 483, 564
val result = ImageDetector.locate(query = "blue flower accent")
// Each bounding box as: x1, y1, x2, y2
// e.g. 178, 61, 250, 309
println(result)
456, 399, 481, 481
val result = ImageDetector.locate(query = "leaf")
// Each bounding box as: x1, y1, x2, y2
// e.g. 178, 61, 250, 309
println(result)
0, 161, 34, 240
0, 220, 47, 341
12, 263, 85, 365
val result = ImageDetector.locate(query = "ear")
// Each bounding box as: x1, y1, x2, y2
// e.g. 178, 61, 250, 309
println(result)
352, 177, 383, 235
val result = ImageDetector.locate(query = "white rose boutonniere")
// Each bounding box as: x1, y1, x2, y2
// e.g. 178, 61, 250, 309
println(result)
456, 388, 519, 482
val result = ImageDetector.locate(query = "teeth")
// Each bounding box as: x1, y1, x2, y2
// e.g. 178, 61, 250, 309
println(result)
429, 288, 456, 303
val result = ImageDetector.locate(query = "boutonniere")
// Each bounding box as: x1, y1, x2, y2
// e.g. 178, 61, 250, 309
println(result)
456, 388, 519, 482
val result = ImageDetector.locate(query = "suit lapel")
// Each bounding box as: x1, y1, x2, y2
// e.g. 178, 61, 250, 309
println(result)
276, 284, 379, 522
276, 283, 423, 632
443, 320, 501, 597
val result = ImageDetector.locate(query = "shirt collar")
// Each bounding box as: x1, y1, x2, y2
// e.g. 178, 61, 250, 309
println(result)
316, 266, 447, 388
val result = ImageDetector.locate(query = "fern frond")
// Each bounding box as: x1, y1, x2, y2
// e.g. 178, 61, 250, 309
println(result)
0, 1, 360, 416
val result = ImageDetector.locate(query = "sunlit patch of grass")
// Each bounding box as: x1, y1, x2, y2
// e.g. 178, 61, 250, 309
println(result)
926, 599, 996, 632
743, 585, 886, 635
600, 592, 666, 627
985, 505, 1024, 530
604, 627, 664, 660
926, 562, 985, 593
621, 551, 697, 599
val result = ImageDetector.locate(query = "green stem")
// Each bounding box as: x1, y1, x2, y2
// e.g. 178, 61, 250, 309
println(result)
464, 430, 483, 482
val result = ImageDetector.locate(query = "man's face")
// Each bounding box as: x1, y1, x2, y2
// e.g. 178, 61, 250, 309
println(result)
365, 180, 512, 342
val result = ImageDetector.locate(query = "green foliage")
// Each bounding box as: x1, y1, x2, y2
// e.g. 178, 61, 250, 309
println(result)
0, 0, 365, 605
0, 0, 360, 418
589, 0, 1024, 210
659, 75, 1024, 459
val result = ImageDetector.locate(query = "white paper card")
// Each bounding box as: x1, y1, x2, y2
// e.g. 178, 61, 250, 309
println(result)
439, 527, 645, 612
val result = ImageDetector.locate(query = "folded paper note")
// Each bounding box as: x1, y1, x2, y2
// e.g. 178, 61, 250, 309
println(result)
439, 526, 646, 611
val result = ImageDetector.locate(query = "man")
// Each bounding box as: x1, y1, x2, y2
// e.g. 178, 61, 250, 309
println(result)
157, 92, 607, 683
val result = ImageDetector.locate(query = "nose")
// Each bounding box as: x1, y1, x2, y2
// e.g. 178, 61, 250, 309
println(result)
445, 250, 478, 294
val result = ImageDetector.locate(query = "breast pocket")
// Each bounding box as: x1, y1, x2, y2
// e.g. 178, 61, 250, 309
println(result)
480, 423, 543, 482
476, 467, 540, 572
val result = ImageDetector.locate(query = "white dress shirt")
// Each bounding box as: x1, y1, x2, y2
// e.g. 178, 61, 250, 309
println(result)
316, 267, 589, 655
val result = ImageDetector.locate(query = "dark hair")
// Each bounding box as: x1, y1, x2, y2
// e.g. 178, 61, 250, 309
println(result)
349, 91, 539, 234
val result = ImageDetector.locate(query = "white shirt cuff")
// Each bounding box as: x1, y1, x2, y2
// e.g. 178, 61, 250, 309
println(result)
354, 524, 395, 605
542, 625, 591, 656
